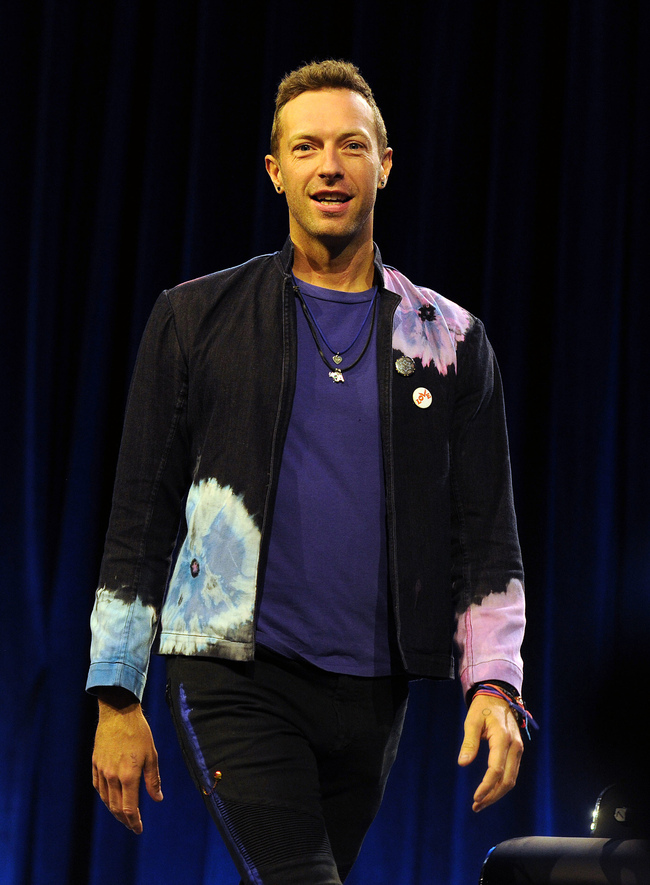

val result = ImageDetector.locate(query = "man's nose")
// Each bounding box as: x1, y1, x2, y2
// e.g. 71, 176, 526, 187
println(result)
318, 146, 344, 179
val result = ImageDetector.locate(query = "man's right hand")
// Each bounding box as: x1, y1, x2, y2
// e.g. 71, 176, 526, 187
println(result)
92, 688, 163, 834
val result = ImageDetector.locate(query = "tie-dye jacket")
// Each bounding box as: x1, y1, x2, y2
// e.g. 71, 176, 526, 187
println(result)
87, 238, 525, 702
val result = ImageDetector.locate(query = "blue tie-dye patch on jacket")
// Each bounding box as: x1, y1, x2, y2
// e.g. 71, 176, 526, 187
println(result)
87, 239, 525, 702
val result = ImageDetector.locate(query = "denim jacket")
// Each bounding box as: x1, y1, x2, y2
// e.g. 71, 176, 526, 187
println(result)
87, 239, 525, 702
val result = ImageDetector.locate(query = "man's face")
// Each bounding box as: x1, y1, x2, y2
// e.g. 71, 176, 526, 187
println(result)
265, 89, 392, 254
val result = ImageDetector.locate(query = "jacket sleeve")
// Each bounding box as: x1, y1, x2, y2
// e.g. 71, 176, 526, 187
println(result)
86, 291, 191, 701
449, 319, 525, 697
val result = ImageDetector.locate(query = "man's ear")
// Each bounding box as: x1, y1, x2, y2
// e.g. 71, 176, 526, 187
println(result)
265, 155, 283, 193
378, 147, 393, 188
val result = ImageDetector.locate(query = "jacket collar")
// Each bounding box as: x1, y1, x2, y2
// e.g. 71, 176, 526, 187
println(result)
277, 236, 387, 290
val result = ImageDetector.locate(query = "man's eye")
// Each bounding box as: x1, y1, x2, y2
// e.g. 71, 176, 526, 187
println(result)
295, 144, 313, 152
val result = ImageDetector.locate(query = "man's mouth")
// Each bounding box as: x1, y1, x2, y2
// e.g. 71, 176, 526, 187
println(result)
311, 193, 351, 204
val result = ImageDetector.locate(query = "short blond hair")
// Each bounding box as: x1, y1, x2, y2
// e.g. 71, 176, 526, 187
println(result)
270, 59, 388, 157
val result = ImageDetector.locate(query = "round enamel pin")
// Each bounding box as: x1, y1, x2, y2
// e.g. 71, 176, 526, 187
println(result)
395, 355, 415, 376
413, 387, 432, 409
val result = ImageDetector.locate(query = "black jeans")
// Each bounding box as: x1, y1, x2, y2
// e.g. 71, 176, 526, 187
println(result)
166, 649, 409, 884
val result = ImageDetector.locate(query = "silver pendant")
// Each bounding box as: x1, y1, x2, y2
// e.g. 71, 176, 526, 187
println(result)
333, 354, 343, 364
329, 369, 345, 383
395, 355, 416, 376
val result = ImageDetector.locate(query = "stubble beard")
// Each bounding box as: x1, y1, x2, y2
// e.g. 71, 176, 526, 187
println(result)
290, 197, 376, 257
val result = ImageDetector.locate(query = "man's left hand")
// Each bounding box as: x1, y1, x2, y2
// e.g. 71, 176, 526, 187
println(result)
457, 693, 523, 812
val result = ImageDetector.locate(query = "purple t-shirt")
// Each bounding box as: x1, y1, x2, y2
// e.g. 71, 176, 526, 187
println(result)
255, 277, 392, 676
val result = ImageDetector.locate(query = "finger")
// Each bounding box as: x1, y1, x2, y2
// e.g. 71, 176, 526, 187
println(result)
120, 754, 148, 833
502, 728, 523, 786
472, 753, 504, 811
473, 728, 523, 812
104, 772, 126, 827
458, 740, 479, 766
472, 769, 502, 812
143, 751, 164, 803
100, 765, 143, 833
120, 775, 144, 834
457, 709, 484, 766
93, 759, 115, 815
473, 764, 519, 811
93, 766, 110, 812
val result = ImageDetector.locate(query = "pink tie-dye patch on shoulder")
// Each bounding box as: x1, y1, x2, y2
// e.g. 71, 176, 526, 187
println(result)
383, 267, 473, 376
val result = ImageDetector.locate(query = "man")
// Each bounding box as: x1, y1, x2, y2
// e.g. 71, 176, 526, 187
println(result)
89, 60, 529, 884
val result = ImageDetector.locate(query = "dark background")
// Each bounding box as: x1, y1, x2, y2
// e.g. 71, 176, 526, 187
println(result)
2, 1, 649, 883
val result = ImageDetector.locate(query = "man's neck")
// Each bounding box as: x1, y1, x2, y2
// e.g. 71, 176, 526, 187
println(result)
291, 237, 376, 292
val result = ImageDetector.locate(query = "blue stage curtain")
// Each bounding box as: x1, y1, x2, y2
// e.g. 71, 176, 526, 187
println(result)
2, 2, 648, 883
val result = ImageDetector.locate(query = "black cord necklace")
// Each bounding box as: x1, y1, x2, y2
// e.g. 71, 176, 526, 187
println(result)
293, 284, 379, 383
